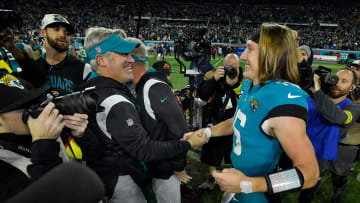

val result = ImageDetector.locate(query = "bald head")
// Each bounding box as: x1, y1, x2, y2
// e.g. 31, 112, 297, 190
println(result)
223, 53, 240, 68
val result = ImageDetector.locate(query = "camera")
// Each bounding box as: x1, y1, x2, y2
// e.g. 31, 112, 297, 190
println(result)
22, 86, 103, 123
314, 66, 339, 94
174, 85, 192, 98
351, 85, 360, 100
224, 65, 238, 79
174, 28, 211, 63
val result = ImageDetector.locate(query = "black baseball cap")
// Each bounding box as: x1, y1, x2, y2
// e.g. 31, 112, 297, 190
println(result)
152, 61, 171, 76
0, 73, 49, 113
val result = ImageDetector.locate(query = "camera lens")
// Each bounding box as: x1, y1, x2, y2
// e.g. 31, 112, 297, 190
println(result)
224, 65, 237, 79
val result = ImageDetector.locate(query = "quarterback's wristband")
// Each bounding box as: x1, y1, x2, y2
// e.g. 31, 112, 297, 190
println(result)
204, 127, 212, 143
240, 181, 253, 194
265, 167, 304, 195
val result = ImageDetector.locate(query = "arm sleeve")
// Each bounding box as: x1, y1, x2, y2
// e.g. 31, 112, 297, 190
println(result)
107, 102, 191, 163
27, 140, 62, 180
312, 90, 360, 126
149, 83, 189, 171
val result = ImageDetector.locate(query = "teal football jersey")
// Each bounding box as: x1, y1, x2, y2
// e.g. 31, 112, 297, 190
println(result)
231, 79, 308, 203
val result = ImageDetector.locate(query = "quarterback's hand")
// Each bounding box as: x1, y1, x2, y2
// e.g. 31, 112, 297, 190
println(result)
186, 129, 206, 147
212, 168, 249, 193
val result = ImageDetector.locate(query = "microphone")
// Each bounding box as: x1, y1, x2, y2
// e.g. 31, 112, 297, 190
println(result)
7, 162, 104, 203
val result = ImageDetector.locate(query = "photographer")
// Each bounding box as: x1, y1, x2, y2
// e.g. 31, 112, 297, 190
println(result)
0, 73, 87, 201
299, 67, 360, 202
197, 53, 242, 190
81, 27, 205, 202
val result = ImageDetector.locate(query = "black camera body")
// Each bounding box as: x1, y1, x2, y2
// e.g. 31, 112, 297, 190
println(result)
22, 86, 102, 123
224, 65, 237, 79
314, 66, 339, 94
352, 85, 360, 100
174, 85, 192, 98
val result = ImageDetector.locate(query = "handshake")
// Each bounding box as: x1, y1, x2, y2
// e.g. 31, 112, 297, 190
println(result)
181, 128, 212, 147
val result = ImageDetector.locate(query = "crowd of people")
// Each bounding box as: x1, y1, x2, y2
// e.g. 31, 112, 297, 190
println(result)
2, 0, 360, 50
1, 0, 360, 202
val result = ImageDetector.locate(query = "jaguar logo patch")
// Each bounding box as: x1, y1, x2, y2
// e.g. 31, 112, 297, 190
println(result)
250, 99, 259, 112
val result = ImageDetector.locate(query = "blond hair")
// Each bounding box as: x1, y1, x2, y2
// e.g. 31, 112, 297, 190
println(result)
258, 23, 299, 84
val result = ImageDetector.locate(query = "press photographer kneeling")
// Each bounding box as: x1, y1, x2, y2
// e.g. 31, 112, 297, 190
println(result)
0, 73, 89, 201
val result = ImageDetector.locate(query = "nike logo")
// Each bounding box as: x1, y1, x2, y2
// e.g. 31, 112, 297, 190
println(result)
160, 96, 168, 103
288, 93, 301, 99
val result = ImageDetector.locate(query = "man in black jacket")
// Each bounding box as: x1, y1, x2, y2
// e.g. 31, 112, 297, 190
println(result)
197, 53, 242, 190
0, 72, 88, 201
82, 27, 205, 203
129, 37, 192, 203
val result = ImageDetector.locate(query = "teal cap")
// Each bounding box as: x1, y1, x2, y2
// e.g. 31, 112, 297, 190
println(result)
87, 33, 139, 59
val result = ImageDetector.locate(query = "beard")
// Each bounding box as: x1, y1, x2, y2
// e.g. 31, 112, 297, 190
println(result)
329, 88, 349, 99
46, 35, 69, 52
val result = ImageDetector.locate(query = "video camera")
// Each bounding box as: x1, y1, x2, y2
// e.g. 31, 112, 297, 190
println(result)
314, 66, 339, 94
174, 28, 211, 62
174, 27, 212, 76
298, 64, 338, 94
22, 86, 103, 123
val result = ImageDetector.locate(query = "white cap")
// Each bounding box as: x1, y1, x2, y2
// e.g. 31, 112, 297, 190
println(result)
40, 14, 74, 33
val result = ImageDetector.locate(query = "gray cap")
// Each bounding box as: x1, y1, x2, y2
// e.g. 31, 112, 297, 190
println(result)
299, 45, 311, 57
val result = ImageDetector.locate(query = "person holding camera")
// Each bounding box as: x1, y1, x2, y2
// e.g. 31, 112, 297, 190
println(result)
197, 53, 242, 190
80, 27, 205, 202
189, 24, 319, 202
0, 73, 89, 201
299, 67, 360, 202
1, 14, 92, 160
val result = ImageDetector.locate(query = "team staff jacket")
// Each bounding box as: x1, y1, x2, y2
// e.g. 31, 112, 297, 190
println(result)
307, 90, 360, 161
0, 133, 62, 201
198, 70, 241, 124
231, 79, 308, 203
135, 71, 190, 179
18, 54, 91, 96
77, 76, 191, 197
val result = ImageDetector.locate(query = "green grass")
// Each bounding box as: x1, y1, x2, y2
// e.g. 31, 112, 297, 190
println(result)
147, 55, 360, 203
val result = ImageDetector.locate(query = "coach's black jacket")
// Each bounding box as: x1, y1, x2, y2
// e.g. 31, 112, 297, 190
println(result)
78, 76, 190, 197
135, 70, 190, 179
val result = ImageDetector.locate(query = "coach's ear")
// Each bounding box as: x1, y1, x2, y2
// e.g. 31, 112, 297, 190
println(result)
95, 54, 107, 67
